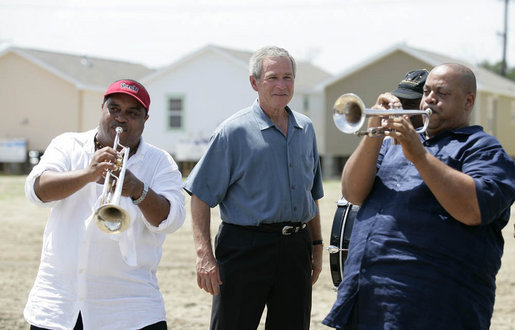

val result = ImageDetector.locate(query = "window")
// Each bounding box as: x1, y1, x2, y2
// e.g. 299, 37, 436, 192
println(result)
303, 95, 310, 112
167, 96, 184, 129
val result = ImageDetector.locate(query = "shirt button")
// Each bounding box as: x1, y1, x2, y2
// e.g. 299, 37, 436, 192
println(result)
361, 268, 367, 274
293, 206, 297, 211
292, 185, 296, 190
289, 163, 293, 168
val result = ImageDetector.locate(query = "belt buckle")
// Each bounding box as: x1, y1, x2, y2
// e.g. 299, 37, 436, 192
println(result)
282, 225, 294, 236
282, 224, 306, 235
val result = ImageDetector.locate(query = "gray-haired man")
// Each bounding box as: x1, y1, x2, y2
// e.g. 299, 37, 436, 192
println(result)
184, 46, 324, 330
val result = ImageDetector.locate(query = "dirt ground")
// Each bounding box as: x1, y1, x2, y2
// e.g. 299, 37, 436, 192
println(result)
1, 176, 514, 329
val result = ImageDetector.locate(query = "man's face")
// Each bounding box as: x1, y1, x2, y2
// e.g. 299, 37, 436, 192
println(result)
98, 93, 148, 149
421, 66, 473, 136
250, 56, 294, 113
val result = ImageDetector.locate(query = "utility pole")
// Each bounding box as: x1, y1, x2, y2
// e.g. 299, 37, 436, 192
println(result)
500, 0, 509, 76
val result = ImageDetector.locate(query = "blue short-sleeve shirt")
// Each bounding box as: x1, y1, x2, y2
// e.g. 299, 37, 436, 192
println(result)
184, 100, 324, 225
323, 126, 515, 329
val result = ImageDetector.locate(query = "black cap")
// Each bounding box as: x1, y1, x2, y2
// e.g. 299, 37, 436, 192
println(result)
391, 69, 429, 100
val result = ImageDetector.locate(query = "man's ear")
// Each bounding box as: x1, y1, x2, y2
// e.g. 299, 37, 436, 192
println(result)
464, 93, 475, 112
249, 75, 258, 92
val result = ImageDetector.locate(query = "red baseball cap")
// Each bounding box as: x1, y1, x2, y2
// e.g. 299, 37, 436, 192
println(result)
104, 79, 151, 111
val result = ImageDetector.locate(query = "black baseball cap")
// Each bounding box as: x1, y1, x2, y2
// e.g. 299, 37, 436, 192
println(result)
391, 69, 429, 100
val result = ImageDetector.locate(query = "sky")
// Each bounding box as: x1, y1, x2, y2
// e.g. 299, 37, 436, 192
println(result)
0, 0, 512, 75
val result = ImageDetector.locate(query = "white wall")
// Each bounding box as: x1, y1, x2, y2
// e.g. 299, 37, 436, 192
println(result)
143, 51, 255, 157
143, 50, 324, 160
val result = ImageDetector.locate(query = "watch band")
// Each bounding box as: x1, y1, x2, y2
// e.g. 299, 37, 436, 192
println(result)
132, 183, 149, 205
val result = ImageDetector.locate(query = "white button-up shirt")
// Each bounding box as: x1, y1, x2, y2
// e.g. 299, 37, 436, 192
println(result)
24, 129, 186, 330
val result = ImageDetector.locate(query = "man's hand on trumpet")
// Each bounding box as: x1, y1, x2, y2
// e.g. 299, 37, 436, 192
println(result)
383, 115, 427, 164
89, 146, 120, 184
90, 147, 145, 202
120, 169, 145, 200
372, 92, 403, 110
369, 93, 403, 143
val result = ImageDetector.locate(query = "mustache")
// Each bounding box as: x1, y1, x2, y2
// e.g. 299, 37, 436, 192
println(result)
111, 125, 128, 132
423, 105, 436, 113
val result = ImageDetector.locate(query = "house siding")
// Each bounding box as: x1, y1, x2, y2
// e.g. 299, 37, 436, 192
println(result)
0, 52, 80, 151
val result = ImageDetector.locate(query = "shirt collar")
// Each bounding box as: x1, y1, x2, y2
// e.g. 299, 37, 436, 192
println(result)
251, 99, 303, 131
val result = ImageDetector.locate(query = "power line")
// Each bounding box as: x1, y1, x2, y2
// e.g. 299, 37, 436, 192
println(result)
500, 0, 510, 76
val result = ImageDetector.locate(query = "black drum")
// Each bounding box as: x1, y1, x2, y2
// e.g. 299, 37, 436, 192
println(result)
329, 198, 359, 288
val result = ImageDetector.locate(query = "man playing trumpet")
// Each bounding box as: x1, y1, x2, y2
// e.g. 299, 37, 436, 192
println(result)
324, 64, 515, 329
24, 79, 185, 329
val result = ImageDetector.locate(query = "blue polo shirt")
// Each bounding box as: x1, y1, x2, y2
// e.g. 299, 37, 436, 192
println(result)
184, 100, 324, 225
323, 126, 515, 329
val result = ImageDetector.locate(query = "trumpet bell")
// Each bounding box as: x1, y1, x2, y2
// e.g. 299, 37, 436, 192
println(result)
333, 93, 366, 134
94, 204, 130, 234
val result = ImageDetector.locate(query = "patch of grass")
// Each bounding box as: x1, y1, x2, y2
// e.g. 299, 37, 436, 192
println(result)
0, 175, 26, 200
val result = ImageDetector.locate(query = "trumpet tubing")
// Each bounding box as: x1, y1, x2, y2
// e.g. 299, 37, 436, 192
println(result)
93, 127, 131, 234
333, 93, 432, 137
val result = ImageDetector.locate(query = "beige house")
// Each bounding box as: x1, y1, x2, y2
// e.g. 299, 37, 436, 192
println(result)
140, 44, 331, 168
0, 45, 330, 174
0, 47, 153, 169
2, 44, 514, 177
317, 44, 515, 177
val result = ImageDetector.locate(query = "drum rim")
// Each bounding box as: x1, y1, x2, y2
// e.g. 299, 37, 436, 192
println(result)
338, 204, 351, 285
329, 198, 352, 288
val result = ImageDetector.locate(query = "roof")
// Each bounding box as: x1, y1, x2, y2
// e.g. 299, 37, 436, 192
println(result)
404, 46, 515, 96
317, 44, 515, 97
1, 47, 154, 91
144, 44, 332, 91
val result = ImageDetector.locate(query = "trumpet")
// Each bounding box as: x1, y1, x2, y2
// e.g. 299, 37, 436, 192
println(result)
93, 127, 131, 234
333, 93, 432, 137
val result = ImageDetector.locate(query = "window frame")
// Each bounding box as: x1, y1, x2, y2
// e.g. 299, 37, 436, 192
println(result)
165, 94, 186, 131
